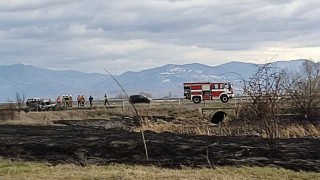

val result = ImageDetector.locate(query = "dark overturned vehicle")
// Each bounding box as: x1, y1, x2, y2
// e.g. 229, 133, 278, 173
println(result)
129, 95, 152, 104
26, 98, 57, 111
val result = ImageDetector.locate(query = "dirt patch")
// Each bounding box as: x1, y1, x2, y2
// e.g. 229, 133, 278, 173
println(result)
0, 119, 319, 172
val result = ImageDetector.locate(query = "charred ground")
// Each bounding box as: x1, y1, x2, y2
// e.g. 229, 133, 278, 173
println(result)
0, 105, 319, 172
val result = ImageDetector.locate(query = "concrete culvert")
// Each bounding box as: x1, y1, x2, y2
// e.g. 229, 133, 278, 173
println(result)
211, 111, 227, 124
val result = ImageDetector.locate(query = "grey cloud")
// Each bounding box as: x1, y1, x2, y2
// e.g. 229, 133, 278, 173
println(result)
0, 0, 319, 74
0, 0, 77, 12
85, 0, 320, 50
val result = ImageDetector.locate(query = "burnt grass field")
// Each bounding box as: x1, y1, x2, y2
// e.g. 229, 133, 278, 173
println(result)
0, 105, 319, 172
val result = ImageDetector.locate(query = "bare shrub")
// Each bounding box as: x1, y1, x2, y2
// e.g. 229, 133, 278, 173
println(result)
287, 60, 320, 121
242, 62, 288, 148
15, 92, 26, 109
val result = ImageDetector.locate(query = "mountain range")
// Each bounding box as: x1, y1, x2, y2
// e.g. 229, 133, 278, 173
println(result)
0, 60, 305, 102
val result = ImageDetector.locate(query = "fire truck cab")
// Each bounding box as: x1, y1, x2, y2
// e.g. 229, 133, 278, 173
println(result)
184, 82, 234, 103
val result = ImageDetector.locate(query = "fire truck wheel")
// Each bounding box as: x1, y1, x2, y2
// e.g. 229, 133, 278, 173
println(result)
220, 95, 229, 103
192, 96, 201, 104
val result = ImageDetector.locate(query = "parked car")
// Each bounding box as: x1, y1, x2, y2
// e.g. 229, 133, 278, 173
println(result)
26, 98, 57, 111
129, 95, 152, 104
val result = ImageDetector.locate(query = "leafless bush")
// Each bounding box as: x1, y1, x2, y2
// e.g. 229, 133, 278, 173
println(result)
286, 60, 320, 121
15, 92, 26, 109
242, 62, 288, 148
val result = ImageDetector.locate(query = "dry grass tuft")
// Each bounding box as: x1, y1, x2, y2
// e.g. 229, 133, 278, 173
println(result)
1, 105, 319, 138
282, 123, 320, 138
0, 103, 18, 121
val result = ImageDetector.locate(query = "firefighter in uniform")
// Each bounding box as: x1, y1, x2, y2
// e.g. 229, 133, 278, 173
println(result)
57, 96, 61, 107
81, 94, 85, 106
77, 95, 81, 107
104, 94, 110, 105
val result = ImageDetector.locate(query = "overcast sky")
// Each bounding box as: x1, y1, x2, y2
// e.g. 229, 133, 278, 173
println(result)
0, 0, 319, 74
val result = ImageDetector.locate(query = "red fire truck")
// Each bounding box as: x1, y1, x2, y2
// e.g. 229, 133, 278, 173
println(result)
183, 82, 234, 103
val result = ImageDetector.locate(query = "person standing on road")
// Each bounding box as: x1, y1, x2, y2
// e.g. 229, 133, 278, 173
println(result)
104, 94, 110, 105
62, 95, 66, 107
77, 95, 81, 107
57, 96, 61, 107
69, 95, 73, 107
89, 95, 93, 107
81, 94, 85, 106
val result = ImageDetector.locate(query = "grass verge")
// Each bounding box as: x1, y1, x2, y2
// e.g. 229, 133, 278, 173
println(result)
0, 158, 319, 180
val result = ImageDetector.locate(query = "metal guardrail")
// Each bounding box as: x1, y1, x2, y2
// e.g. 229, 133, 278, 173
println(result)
0, 97, 252, 110
0, 97, 242, 104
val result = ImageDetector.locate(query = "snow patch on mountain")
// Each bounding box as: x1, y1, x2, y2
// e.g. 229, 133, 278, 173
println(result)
162, 79, 171, 83
160, 72, 174, 75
